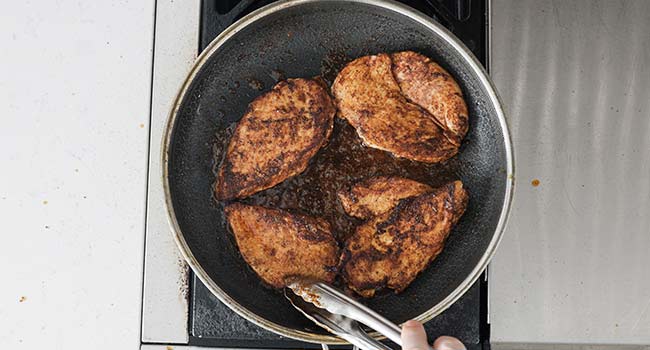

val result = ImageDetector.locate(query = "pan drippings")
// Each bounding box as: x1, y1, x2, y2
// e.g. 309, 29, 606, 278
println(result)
214, 117, 460, 241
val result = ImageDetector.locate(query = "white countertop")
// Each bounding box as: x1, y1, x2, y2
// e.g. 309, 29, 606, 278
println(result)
0, 1, 155, 349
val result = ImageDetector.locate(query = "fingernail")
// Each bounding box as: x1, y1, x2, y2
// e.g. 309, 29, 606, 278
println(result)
403, 320, 422, 328
433, 336, 466, 350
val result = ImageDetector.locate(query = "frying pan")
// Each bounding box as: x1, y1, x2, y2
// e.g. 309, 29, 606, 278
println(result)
162, 0, 513, 344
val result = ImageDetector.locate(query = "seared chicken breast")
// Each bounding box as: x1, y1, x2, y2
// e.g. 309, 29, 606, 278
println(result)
337, 176, 432, 220
392, 51, 468, 146
331, 54, 458, 163
215, 78, 336, 200
225, 203, 338, 288
340, 181, 468, 297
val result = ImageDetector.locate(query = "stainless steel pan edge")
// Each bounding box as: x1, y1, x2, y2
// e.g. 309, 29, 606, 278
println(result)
161, 0, 514, 344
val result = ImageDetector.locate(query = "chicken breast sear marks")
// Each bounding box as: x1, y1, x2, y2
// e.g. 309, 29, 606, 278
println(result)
332, 53, 458, 163
225, 203, 339, 288
340, 181, 468, 297
215, 78, 336, 200
392, 51, 469, 146
337, 176, 433, 220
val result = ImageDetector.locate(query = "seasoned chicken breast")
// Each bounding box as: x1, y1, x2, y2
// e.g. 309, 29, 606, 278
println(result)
331, 54, 458, 163
337, 176, 432, 220
215, 78, 336, 200
225, 203, 338, 288
392, 51, 468, 146
340, 181, 468, 297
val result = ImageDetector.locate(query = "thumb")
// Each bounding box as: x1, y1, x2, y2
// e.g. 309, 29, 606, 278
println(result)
401, 320, 429, 350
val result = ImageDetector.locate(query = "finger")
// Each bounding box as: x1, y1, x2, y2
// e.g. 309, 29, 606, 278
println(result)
401, 320, 429, 350
433, 336, 466, 350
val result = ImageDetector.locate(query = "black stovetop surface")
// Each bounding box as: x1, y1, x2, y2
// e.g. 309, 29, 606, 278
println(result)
191, 1, 488, 349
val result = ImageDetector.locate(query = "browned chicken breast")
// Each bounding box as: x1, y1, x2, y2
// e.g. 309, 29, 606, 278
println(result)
331, 54, 458, 163
215, 78, 336, 200
340, 181, 468, 297
225, 203, 338, 288
337, 176, 432, 220
392, 51, 469, 146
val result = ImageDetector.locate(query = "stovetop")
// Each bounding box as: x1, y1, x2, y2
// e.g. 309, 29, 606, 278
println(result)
190, 1, 488, 349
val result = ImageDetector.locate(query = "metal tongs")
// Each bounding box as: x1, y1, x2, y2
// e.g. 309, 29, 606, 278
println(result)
285, 279, 433, 350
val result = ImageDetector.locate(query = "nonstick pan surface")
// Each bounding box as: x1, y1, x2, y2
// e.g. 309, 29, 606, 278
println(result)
163, 0, 513, 343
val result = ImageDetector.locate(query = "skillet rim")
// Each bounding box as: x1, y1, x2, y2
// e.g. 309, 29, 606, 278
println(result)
161, 0, 515, 344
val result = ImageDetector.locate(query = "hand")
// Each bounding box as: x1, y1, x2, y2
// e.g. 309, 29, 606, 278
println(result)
401, 320, 466, 350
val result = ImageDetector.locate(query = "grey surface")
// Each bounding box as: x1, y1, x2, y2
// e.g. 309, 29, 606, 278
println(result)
141, 0, 198, 343
489, 0, 650, 347
192, 277, 482, 348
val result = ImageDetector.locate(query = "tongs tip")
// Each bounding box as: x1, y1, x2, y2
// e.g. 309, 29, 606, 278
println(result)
285, 277, 325, 308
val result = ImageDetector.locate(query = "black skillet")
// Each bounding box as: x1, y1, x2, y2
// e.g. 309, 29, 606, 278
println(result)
162, 0, 513, 344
